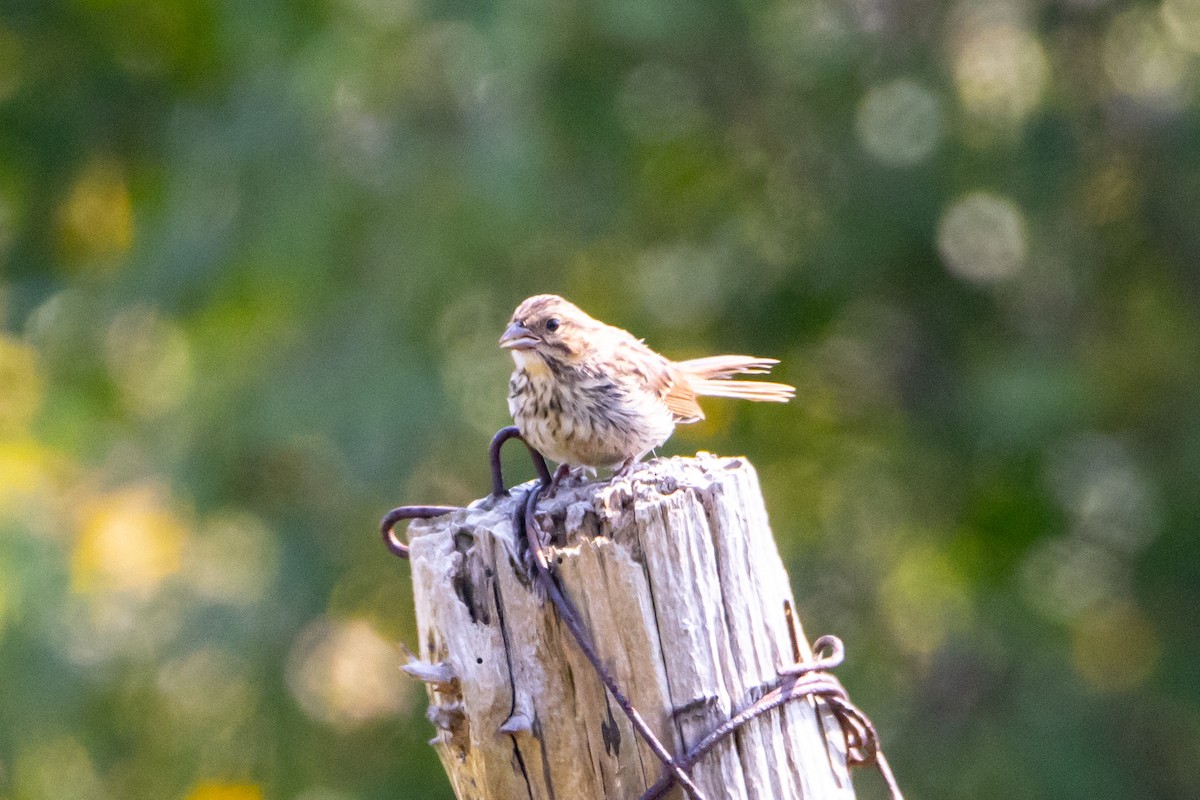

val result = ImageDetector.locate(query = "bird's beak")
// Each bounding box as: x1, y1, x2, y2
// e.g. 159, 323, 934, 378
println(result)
499, 322, 540, 350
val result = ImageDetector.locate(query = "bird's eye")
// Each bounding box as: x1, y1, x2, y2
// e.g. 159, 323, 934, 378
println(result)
545, 318, 560, 332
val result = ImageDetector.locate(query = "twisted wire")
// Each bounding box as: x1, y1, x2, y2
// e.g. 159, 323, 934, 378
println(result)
382, 427, 903, 800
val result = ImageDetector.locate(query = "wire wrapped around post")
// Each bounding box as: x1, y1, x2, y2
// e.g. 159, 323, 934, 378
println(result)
381, 427, 903, 800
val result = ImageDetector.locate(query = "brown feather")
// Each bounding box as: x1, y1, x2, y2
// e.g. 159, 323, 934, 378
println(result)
674, 355, 779, 380
662, 376, 705, 423
675, 355, 795, 404
685, 379, 795, 403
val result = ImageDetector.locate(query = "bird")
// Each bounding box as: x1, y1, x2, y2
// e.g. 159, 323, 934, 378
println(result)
499, 294, 794, 479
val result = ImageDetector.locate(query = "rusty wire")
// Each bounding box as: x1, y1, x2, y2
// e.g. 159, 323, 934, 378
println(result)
637, 636, 903, 800
381, 425, 903, 800
380, 505, 460, 559
379, 426, 551, 558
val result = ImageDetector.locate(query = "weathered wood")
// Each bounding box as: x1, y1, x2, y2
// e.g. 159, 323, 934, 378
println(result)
405, 453, 856, 800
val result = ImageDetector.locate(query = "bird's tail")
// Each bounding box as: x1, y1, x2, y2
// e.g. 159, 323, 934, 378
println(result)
675, 356, 795, 403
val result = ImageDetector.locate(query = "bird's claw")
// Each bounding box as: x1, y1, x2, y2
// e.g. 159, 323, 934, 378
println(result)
541, 463, 573, 498
613, 458, 641, 479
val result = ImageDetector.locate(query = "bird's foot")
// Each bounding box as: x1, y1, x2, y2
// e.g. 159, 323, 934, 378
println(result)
544, 463, 595, 497
541, 463, 572, 498
613, 458, 642, 479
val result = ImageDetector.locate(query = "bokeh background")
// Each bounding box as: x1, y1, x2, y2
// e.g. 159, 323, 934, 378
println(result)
2, 0, 1199, 797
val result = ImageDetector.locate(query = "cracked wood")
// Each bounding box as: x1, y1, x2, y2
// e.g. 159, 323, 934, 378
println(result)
404, 453, 858, 800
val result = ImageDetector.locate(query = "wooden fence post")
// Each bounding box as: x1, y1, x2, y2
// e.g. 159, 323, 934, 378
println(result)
402, 453, 858, 800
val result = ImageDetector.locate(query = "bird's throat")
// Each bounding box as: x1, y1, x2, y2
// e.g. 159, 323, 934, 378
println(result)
510, 349, 553, 377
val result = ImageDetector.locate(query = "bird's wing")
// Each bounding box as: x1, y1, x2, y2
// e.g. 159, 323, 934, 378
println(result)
661, 376, 705, 423
613, 336, 705, 423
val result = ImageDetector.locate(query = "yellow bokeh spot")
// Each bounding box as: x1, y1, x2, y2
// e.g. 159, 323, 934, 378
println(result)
72, 484, 188, 597
1072, 601, 1161, 692
953, 25, 1048, 136
0, 438, 60, 517
0, 334, 44, 436
13, 736, 103, 799
880, 543, 972, 658
286, 617, 408, 730
1104, 8, 1189, 106
57, 157, 134, 266
1163, 0, 1200, 52
185, 782, 263, 800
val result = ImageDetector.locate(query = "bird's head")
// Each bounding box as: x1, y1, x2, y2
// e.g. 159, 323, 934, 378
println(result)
499, 294, 599, 367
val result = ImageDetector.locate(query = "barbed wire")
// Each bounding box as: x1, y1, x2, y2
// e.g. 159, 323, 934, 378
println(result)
381, 425, 903, 800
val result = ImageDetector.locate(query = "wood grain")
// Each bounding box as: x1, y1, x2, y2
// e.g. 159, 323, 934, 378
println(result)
404, 453, 856, 800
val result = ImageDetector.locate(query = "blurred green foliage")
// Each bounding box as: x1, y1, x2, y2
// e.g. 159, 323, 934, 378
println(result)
1, 0, 1199, 798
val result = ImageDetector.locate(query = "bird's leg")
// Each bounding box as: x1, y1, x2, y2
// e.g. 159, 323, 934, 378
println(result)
544, 463, 572, 497
613, 457, 639, 478
613, 445, 658, 478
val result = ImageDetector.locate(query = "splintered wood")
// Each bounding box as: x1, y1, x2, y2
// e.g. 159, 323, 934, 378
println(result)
405, 453, 856, 800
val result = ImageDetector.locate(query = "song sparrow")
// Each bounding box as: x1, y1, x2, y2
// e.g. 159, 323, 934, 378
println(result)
500, 294, 794, 474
